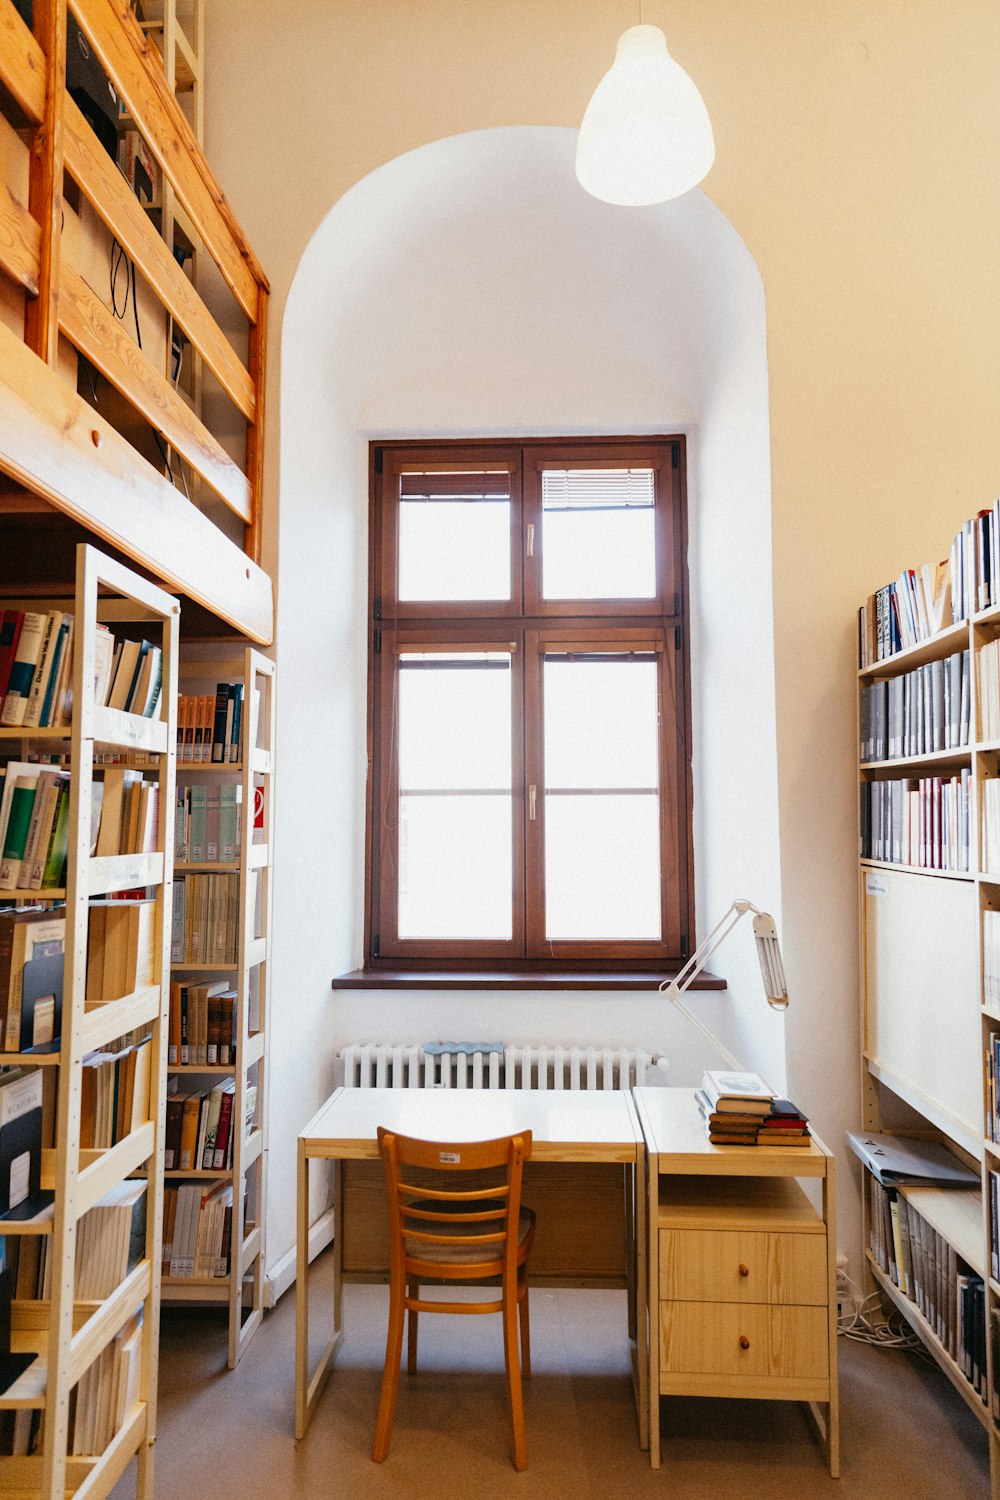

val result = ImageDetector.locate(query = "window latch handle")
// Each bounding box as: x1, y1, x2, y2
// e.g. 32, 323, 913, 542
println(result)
526, 523, 535, 558
528, 784, 537, 821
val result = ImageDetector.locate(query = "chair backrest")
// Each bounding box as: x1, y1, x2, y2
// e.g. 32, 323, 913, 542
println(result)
377, 1128, 532, 1282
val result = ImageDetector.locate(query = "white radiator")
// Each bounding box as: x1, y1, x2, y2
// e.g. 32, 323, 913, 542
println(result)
339, 1042, 663, 1091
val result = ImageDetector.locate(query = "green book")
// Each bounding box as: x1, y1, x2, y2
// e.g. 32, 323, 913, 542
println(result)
0, 779, 37, 888
40, 783, 71, 890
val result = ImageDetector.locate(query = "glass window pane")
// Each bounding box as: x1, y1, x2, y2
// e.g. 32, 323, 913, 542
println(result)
543, 652, 661, 941
396, 653, 512, 939
544, 794, 661, 940
398, 654, 511, 790
541, 468, 656, 600
399, 472, 511, 601
544, 656, 659, 788
399, 794, 512, 939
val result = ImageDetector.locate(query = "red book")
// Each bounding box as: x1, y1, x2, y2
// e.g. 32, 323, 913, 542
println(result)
212, 1085, 236, 1170
0, 610, 24, 707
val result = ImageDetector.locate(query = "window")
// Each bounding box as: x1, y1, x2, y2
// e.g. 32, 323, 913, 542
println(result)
366, 438, 692, 968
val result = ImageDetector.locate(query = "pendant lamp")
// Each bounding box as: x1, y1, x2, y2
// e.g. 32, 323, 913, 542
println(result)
575, 24, 714, 206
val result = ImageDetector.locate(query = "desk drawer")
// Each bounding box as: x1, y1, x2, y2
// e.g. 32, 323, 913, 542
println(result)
659, 1300, 828, 1381
659, 1228, 826, 1306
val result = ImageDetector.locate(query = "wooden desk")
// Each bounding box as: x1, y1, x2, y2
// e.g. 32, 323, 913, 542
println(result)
634, 1087, 839, 1475
295, 1086, 646, 1442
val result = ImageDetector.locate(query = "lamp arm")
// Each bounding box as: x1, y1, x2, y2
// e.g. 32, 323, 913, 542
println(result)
657, 898, 762, 1074
660, 989, 745, 1072
660, 899, 760, 1000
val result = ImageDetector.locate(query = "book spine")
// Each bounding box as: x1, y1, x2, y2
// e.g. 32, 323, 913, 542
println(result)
0, 614, 45, 727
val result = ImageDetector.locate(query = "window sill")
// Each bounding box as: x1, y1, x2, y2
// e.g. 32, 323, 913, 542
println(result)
331, 967, 726, 992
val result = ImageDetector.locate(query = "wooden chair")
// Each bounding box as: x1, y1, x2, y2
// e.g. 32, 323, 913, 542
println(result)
372, 1127, 535, 1470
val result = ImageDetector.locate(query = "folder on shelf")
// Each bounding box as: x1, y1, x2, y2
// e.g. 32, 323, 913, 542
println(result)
0, 1072, 51, 1221
19, 950, 63, 1053
846, 1129, 979, 1187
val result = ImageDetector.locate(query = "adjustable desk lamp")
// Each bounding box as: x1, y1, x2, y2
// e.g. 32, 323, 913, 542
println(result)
658, 900, 788, 1071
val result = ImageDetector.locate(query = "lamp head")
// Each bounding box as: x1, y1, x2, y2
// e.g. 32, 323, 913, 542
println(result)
752, 911, 789, 1010
575, 24, 715, 207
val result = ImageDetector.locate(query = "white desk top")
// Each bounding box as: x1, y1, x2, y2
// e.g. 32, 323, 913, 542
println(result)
633, 1087, 831, 1178
300, 1086, 642, 1163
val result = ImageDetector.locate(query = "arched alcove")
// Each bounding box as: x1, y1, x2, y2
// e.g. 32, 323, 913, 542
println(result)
265, 126, 782, 1273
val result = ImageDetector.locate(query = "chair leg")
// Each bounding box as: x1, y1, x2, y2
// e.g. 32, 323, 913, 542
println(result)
372, 1269, 406, 1463
407, 1277, 419, 1374
518, 1269, 531, 1379
502, 1277, 527, 1471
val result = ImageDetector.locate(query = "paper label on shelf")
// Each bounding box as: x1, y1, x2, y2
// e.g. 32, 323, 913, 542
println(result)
31, 996, 55, 1046
9, 1151, 29, 1209
865, 873, 888, 897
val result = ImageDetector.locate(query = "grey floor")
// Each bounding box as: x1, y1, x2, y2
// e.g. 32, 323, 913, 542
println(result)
114, 1255, 989, 1500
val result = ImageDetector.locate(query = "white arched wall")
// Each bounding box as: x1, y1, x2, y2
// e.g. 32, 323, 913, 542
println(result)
266, 127, 782, 1283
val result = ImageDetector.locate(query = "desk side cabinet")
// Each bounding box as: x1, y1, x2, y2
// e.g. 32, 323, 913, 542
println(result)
634, 1087, 839, 1475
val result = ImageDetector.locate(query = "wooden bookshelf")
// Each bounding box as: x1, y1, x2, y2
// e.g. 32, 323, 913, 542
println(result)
166, 647, 274, 1368
858, 579, 1000, 1497
0, 545, 178, 1498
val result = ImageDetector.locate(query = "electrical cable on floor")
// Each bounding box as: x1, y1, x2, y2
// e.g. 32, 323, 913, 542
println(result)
837, 1272, 932, 1362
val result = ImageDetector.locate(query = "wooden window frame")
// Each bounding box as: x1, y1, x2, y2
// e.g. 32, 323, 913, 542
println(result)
365, 436, 694, 971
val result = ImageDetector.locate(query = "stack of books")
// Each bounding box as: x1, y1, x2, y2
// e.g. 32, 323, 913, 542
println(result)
696, 1070, 811, 1146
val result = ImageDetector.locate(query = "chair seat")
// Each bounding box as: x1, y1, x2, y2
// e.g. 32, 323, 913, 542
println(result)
404, 1201, 535, 1264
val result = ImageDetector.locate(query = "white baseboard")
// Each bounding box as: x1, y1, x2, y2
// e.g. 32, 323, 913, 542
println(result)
263, 1208, 336, 1308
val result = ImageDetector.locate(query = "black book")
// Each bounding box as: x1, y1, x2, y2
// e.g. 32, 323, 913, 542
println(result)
211, 684, 231, 763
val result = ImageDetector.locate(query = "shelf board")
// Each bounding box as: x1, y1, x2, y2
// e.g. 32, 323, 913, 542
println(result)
0, 887, 66, 900
175, 862, 239, 872
170, 962, 237, 972
864, 1057, 982, 1160
0, 726, 69, 740
860, 747, 971, 774
0, 1202, 54, 1236
176, 763, 243, 775
898, 1184, 984, 1275
858, 622, 970, 679
161, 1276, 230, 1292
163, 1168, 233, 1180
0, 1352, 47, 1410
88, 851, 163, 896
860, 859, 974, 883
867, 1253, 990, 1430
168, 1063, 237, 1075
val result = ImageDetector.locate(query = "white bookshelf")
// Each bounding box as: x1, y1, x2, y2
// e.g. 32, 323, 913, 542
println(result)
858, 594, 1000, 1497
167, 647, 273, 1368
0, 544, 178, 1499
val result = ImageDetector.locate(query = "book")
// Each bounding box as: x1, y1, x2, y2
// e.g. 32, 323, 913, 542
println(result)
92, 624, 116, 708
0, 613, 44, 726
17, 769, 63, 890
106, 639, 145, 713
694, 1089, 764, 1128
20, 611, 59, 728
0, 777, 38, 889
0, 610, 24, 710
700, 1069, 776, 1112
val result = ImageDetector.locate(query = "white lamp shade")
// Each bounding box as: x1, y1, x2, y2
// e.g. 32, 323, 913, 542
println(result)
575, 24, 715, 207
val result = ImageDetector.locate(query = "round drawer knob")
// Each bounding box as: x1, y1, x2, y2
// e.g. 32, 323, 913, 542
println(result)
738, 1263, 750, 1277
739, 1335, 750, 1351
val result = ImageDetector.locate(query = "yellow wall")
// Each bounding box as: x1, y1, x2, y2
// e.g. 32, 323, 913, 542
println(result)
204, 0, 1000, 1260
